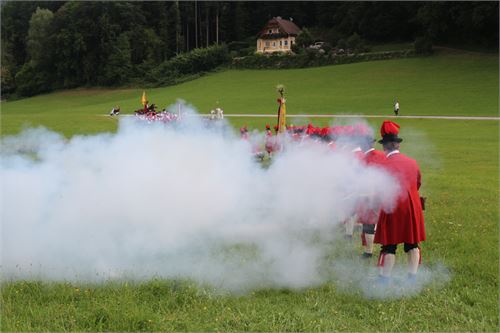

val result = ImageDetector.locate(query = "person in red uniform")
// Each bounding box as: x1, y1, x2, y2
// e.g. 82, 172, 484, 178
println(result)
358, 131, 386, 258
240, 126, 249, 140
375, 120, 425, 284
265, 124, 275, 158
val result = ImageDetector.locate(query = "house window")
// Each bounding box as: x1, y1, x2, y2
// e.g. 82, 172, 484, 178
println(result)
268, 29, 272, 33
280, 41, 282, 46
265, 41, 270, 47
284, 40, 288, 46
273, 42, 276, 47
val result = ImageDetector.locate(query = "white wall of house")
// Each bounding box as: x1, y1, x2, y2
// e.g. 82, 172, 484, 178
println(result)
256, 36, 296, 53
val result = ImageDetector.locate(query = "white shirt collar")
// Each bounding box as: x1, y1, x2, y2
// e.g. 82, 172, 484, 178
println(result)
364, 148, 375, 155
386, 150, 400, 158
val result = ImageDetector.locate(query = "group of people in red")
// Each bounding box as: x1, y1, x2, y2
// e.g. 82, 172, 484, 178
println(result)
134, 101, 180, 123
240, 119, 426, 285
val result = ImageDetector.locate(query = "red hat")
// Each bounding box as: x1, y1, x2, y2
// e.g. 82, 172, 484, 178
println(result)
354, 123, 375, 143
379, 120, 403, 144
240, 126, 248, 133
354, 123, 369, 136
344, 125, 355, 136
265, 124, 271, 130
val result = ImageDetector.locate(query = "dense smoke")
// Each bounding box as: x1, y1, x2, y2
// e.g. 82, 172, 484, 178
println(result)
1, 103, 445, 295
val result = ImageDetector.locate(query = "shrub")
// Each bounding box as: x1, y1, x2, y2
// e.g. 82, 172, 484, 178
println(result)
346, 33, 368, 53
1, 66, 16, 96
15, 62, 52, 97
337, 38, 347, 50
295, 28, 314, 48
227, 41, 250, 52
231, 50, 416, 70
414, 36, 433, 54
150, 44, 229, 85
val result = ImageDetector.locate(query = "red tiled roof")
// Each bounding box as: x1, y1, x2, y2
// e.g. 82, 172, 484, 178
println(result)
258, 17, 301, 38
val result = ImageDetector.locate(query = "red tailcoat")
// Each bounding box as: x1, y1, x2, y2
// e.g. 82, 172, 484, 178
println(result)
265, 131, 275, 153
364, 148, 386, 166
374, 151, 426, 244
358, 149, 386, 225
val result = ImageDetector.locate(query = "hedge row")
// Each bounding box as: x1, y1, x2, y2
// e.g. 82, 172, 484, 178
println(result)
147, 45, 230, 86
230, 50, 416, 70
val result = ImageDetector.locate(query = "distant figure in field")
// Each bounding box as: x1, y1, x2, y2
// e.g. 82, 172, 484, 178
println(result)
394, 100, 400, 116
209, 109, 216, 120
148, 103, 157, 113
215, 107, 224, 120
209, 107, 224, 121
240, 126, 249, 140
109, 106, 120, 116
264, 124, 276, 158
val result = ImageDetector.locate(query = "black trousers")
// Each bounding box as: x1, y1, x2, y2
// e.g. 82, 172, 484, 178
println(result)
381, 243, 418, 254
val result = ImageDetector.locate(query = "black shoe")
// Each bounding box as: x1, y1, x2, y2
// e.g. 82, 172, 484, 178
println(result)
407, 273, 417, 285
376, 275, 391, 287
361, 252, 373, 259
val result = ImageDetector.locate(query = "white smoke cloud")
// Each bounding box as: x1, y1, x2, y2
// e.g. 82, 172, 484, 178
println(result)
330, 259, 451, 299
2, 103, 419, 294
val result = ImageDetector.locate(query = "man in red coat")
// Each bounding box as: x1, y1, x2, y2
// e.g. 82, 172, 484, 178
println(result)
358, 132, 386, 258
375, 120, 426, 284
264, 124, 276, 158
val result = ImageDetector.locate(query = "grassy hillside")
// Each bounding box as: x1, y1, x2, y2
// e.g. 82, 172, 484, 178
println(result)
1, 50, 499, 331
1, 49, 498, 137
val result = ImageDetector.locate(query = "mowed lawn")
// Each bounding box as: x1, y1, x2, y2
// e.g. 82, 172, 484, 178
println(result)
1, 49, 499, 332
1, 48, 498, 137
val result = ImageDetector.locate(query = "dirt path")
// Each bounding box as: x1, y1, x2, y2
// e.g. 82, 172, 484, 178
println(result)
222, 114, 500, 121
105, 114, 499, 121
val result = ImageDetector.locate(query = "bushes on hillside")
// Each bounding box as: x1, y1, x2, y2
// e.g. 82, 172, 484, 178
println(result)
231, 50, 415, 70
15, 62, 53, 97
414, 36, 433, 54
231, 50, 415, 69
148, 45, 230, 86
1, 66, 16, 96
346, 33, 369, 53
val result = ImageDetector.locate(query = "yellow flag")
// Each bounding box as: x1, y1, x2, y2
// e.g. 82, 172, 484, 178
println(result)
278, 98, 286, 133
141, 91, 147, 106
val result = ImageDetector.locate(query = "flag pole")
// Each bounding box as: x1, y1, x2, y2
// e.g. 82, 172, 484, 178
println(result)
276, 84, 286, 134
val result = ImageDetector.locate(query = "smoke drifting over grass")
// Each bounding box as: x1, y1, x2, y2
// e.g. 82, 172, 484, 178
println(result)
1, 103, 445, 296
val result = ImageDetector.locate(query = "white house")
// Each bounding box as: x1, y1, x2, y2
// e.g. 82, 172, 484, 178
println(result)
256, 17, 301, 54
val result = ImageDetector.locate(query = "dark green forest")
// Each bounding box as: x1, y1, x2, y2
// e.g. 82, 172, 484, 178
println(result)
1, 1, 498, 97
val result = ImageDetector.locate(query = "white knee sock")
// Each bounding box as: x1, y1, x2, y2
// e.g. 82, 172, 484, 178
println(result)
407, 248, 420, 275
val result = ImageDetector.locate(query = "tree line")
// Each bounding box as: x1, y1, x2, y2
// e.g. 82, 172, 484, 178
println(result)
1, 1, 498, 98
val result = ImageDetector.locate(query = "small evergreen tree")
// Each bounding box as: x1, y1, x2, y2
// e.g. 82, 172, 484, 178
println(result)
26, 7, 54, 67
295, 28, 314, 48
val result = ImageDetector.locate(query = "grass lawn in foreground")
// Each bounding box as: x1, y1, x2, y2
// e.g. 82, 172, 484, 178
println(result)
0, 49, 498, 331
1, 118, 498, 332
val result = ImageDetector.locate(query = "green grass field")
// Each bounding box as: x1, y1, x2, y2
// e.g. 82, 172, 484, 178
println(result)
1, 49, 499, 331
1, 48, 498, 137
